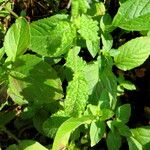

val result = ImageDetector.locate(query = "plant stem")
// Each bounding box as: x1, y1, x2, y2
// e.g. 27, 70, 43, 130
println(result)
2, 127, 20, 143
4, 5, 19, 18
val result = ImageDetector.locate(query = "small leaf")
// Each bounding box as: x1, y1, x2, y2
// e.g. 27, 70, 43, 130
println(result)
52, 115, 95, 150
100, 109, 114, 121
78, 15, 100, 57
114, 37, 150, 71
4, 17, 30, 60
116, 104, 131, 123
106, 131, 121, 150
0, 47, 5, 60
90, 120, 105, 147
112, 0, 150, 31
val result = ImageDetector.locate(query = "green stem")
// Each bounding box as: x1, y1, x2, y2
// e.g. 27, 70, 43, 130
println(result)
4, 5, 19, 18
2, 126, 20, 143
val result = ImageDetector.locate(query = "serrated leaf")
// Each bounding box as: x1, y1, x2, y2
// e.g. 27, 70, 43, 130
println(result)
52, 115, 95, 150
64, 74, 88, 116
78, 15, 100, 57
116, 104, 131, 123
106, 131, 121, 150
6, 140, 48, 150
114, 37, 150, 71
4, 17, 30, 60
43, 116, 69, 138
65, 47, 86, 73
130, 126, 150, 146
8, 55, 63, 105
71, 0, 89, 17
30, 14, 76, 57
112, 0, 150, 31
90, 120, 105, 147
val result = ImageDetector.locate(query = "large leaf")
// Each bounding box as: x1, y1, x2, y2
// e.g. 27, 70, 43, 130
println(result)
114, 37, 150, 71
116, 104, 131, 124
52, 115, 95, 150
64, 47, 88, 116
130, 126, 150, 146
8, 55, 63, 105
4, 17, 30, 60
112, 0, 150, 31
77, 15, 100, 57
29, 14, 76, 57
90, 120, 105, 147
6, 140, 48, 150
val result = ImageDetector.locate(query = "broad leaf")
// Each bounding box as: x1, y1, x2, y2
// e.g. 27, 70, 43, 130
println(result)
116, 104, 131, 123
52, 115, 95, 150
78, 15, 100, 57
90, 120, 105, 147
8, 55, 63, 105
114, 37, 150, 71
30, 14, 76, 57
130, 126, 150, 146
106, 131, 121, 150
4, 17, 30, 60
113, 0, 150, 31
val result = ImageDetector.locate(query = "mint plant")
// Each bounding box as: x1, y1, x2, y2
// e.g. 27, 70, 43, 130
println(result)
0, 0, 150, 149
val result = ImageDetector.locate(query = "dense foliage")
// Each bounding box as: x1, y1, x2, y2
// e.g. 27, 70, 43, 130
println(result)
0, 0, 150, 149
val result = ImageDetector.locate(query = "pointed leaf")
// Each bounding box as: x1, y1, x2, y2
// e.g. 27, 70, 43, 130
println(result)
4, 17, 30, 60
52, 115, 95, 150
113, 0, 150, 31
114, 37, 150, 71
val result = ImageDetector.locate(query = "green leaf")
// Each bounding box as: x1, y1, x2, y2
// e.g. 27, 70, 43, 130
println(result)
8, 55, 63, 105
83, 61, 99, 94
65, 47, 86, 73
90, 120, 105, 147
78, 15, 100, 57
52, 115, 95, 150
116, 104, 131, 123
64, 47, 88, 116
114, 37, 150, 71
112, 0, 150, 31
64, 73, 88, 116
100, 109, 114, 121
0, 111, 16, 127
106, 131, 121, 150
6, 140, 48, 150
127, 137, 143, 150
71, 0, 89, 17
30, 14, 76, 57
130, 126, 150, 146
4, 17, 30, 60
43, 116, 69, 138
113, 121, 132, 137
